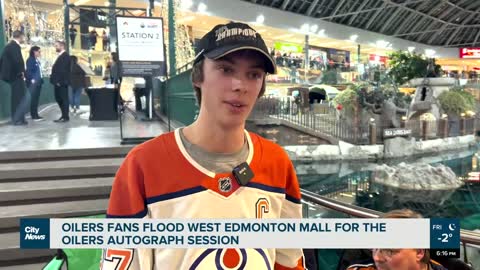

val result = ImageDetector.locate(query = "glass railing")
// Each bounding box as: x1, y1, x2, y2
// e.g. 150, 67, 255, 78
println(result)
301, 189, 480, 270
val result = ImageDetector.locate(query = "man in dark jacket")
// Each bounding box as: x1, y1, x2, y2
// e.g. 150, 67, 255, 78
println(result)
50, 40, 71, 122
0, 30, 28, 125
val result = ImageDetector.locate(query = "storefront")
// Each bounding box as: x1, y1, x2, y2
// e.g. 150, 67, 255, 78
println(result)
273, 41, 304, 68
327, 48, 350, 69
368, 54, 389, 66
308, 45, 328, 70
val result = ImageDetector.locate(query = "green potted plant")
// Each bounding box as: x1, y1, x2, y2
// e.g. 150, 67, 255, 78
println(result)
438, 90, 475, 116
388, 51, 441, 86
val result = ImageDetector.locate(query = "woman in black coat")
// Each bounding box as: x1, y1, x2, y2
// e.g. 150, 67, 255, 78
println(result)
69, 56, 86, 114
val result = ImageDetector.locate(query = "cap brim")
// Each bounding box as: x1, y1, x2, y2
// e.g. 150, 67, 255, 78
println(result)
204, 45, 277, 74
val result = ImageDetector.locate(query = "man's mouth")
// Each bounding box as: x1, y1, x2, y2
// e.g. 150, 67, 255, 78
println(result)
225, 101, 246, 107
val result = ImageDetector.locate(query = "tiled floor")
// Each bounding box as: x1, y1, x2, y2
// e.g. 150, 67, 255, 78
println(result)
0, 104, 169, 152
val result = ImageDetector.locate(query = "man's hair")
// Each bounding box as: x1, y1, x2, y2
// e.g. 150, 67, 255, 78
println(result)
111, 52, 119, 62
56, 40, 66, 48
12, 30, 24, 39
191, 50, 267, 107
382, 209, 430, 264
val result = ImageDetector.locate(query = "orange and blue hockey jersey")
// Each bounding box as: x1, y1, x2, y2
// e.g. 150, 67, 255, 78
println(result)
101, 129, 305, 270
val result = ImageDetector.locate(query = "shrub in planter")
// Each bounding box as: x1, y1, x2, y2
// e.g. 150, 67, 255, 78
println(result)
438, 91, 475, 115
333, 89, 358, 113
455, 91, 476, 112
322, 70, 339, 85
388, 51, 441, 85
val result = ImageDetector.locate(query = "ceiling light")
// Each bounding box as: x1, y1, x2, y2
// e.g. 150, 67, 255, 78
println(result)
74, 0, 92, 6
318, 29, 325, 36
408, 46, 415, 53
180, 0, 194, 9
300, 23, 309, 33
177, 15, 196, 24
349, 34, 358, 42
198, 2, 207, 13
103, 1, 109, 6
256, 14, 265, 24
425, 49, 436, 57
310, 24, 318, 32
376, 40, 391, 48
18, 11, 25, 21
277, 33, 294, 39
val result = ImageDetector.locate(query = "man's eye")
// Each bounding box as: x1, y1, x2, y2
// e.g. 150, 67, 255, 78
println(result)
220, 67, 233, 74
249, 72, 263, 79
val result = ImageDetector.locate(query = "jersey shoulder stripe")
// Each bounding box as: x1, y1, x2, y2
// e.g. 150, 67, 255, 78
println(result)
245, 182, 285, 194
145, 186, 207, 205
107, 208, 148, 219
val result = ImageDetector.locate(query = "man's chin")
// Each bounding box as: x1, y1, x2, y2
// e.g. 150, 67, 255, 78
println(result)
375, 264, 387, 270
219, 117, 246, 129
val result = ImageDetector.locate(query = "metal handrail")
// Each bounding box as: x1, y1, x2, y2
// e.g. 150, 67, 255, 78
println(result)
301, 189, 480, 246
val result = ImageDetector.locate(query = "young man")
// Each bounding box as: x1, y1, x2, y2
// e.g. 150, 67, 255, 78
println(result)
346, 209, 447, 270
102, 22, 305, 269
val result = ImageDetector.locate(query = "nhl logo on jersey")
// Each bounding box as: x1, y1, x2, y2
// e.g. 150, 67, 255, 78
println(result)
218, 177, 232, 193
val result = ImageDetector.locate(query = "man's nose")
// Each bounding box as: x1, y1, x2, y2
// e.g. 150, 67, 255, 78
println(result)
232, 76, 247, 93
372, 250, 386, 262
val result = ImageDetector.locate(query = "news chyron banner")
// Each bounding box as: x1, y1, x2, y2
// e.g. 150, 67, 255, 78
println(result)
116, 16, 166, 77
20, 218, 460, 258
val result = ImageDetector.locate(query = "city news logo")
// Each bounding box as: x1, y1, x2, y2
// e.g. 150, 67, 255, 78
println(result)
140, 22, 145, 28
219, 177, 232, 193
20, 219, 50, 249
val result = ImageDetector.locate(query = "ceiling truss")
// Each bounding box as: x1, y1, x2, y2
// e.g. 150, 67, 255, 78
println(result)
243, 0, 480, 47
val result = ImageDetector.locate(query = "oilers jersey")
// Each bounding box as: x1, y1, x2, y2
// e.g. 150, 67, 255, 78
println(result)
101, 129, 305, 270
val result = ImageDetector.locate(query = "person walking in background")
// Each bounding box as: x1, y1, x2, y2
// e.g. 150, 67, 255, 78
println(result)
69, 25, 77, 47
0, 30, 28, 125
6, 17, 13, 40
110, 52, 122, 89
69, 56, 86, 114
102, 30, 109, 51
50, 40, 71, 123
25, 46, 44, 121
89, 29, 98, 50
103, 62, 112, 85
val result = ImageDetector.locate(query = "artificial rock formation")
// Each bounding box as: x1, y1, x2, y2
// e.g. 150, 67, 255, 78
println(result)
373, 162, 463, 190
408, 77, 456, 120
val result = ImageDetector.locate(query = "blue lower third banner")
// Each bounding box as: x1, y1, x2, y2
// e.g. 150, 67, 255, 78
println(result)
19, 218, 460, 250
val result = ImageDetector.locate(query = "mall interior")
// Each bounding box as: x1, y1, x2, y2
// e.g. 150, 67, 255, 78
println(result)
0, 0, 479, 269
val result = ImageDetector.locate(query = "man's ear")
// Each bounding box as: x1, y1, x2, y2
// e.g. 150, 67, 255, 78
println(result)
415, 249, 425, 262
